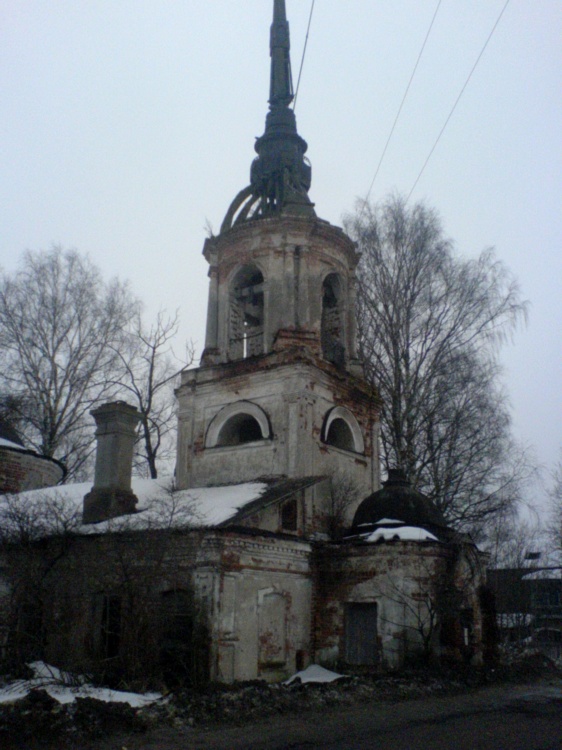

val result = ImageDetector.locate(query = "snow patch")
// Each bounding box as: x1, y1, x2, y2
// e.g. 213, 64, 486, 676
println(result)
364, 525, 438, 542
0, 662, 161, 707
284, 664, 345, 685
0, 437, 24, 450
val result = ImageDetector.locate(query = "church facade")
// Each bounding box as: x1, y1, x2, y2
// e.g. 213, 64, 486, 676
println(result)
0, 1, 488, 686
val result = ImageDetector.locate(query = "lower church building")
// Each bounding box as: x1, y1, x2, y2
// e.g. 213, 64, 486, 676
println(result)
0, 1, 488, 686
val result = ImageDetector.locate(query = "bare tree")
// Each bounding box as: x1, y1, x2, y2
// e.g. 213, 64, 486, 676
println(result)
547, 452, 562, 563
326, 471, 362, 540
374, 546, 483, 664
0, 483, 205, 686
112, 310, 194, 478
0, 490, 82, 668
484, 509, 545, 569
0, 248, 138, 479
346, 196, 529, 531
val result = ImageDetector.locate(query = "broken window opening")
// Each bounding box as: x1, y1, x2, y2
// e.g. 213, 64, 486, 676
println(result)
160, 590, 209, 688
325, 417, 355, 452
216, 413, 264, 447
229, 266, 265, 360
281, 497, 298, 532
100, 595, 121, 660
321, 273, 346, 366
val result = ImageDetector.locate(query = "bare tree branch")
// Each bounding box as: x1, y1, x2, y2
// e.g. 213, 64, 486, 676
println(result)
347, 196, 530, 532
0, 248, 139, 479
110, 310, 194, 479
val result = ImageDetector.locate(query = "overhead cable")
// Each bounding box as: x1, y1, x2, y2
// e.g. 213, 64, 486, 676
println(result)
293, 0, 315, 111
406, 0, 511, 202
364, 0, 443, 207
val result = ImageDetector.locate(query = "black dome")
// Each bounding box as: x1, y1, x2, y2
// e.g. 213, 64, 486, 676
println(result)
352, 469, 447, 531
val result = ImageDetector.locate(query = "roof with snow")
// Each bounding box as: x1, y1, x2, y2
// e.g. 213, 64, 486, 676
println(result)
0, 419, 66, 480
356, 525, 439, 543
0, 475, 328, 540
352, 469, 449, 537
0, 477, 272, 538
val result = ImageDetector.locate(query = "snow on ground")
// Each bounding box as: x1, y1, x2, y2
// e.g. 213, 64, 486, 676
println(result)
284, 665, 345, 685
0, 477, 269, 536
0, 662, 161, 707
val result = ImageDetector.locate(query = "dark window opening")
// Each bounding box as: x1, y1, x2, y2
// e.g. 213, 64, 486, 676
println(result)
321, 274, 345, 366
344, 603, 379, 665
160, 590, 209, 688
101, 595, 121, 660
12, 595, 44, 663
281, 498, 298, 532
216, 413, 264, 447
536, 628, 562, 644
229, 266, 265, 360
325, 417, 355, 452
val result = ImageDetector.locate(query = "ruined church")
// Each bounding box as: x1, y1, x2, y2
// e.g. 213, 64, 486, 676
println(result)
0, 1, 487, 685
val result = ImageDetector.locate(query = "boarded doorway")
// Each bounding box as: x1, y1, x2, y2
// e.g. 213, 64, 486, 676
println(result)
344, 603, 379, 665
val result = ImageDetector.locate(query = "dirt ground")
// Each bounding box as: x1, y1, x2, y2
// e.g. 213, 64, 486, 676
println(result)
97, 679, 562, 750
1, 657, 561, 749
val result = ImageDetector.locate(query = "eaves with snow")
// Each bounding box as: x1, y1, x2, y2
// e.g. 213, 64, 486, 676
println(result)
347, 521, 439, 544
0, 477, 270, 538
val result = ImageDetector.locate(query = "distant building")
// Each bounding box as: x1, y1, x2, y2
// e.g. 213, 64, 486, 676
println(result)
0, 419, 64, 493
488, 568, 562, 661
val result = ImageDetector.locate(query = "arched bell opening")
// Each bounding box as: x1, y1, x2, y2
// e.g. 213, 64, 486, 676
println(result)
205, 402, 272, 449
322, 406, 365, 454
216, 413, 263, 447
229, 265, 265, 360
326, 418, 355, 452
321, 273, 346, 366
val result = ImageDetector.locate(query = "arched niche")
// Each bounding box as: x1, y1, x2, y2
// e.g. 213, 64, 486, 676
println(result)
206, 401, 271, 448
321, 272, 346, 366
228, 264, 265, 360
322, 406, 365, 454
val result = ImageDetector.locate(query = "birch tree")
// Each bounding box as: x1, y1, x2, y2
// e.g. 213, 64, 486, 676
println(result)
347, 196, 529, 530
112, 310, 194, 478
0, 247, 138, 479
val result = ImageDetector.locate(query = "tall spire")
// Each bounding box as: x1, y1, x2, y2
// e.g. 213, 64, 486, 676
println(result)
269, 0, 294, 108
221, 0, 315, 232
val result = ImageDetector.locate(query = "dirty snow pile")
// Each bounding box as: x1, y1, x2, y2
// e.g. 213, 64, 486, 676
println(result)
284, 665, 345, 685
0, 661, 160, 707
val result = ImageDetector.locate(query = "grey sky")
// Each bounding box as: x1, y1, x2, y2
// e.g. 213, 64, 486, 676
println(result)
2, 1, 561, 503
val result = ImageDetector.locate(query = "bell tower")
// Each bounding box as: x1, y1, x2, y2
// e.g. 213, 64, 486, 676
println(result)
176, 0, 380, 501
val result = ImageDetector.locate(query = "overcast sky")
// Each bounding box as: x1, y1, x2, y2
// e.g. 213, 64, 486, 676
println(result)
2, 1, 561, 506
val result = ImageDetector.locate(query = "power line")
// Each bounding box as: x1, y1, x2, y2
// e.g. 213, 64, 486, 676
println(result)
364, 0, 443, 206
407, 0, 511, 202
293, 0, 315, 111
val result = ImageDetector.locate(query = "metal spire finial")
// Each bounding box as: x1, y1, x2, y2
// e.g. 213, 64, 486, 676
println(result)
269, 0, 294, 108
221, 0, 315, 232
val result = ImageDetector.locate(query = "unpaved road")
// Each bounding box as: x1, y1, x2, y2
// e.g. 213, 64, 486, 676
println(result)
101, 680, 562, 750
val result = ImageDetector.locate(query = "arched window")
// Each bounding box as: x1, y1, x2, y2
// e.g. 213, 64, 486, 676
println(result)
322, 406, 365, 454
216, 413, 262, 446
205, 402, 271, 448
229, 265, 265, 360
326, 418, 355, 452
321, 273, 345, 366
